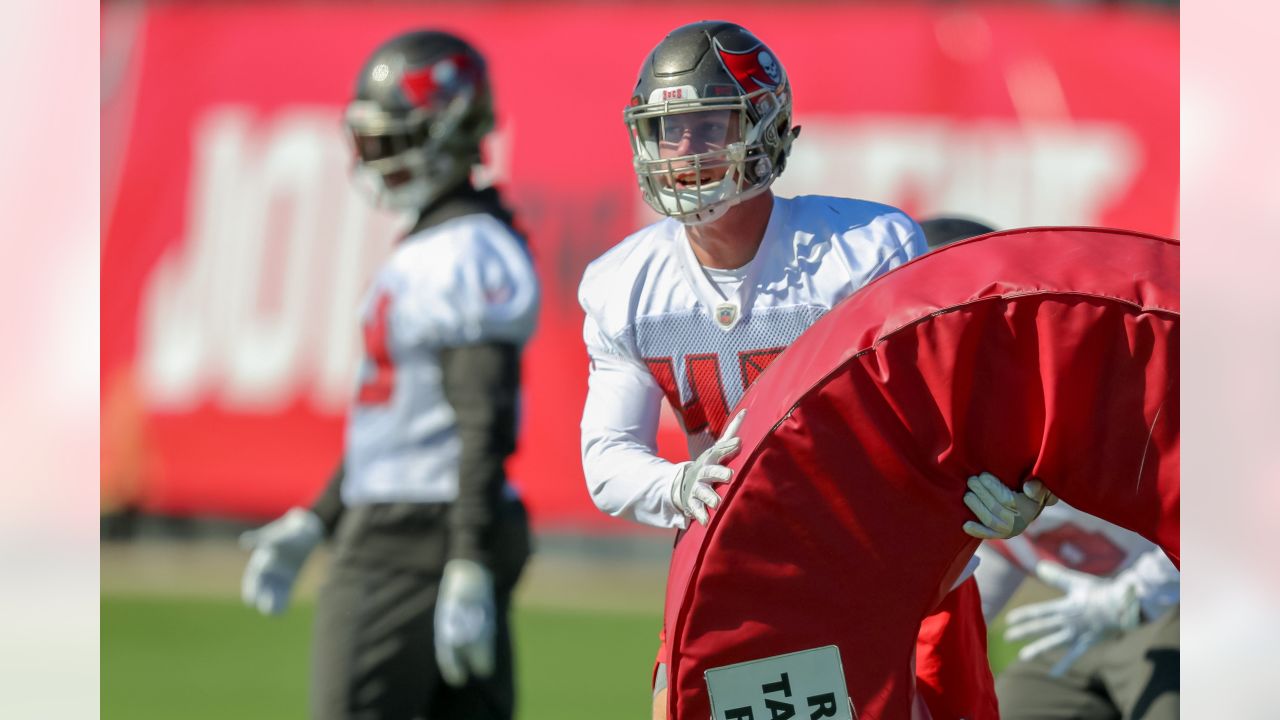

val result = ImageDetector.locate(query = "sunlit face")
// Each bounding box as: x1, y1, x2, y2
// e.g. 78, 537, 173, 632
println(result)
653, 109, 741, 187
657, 110, 739, 157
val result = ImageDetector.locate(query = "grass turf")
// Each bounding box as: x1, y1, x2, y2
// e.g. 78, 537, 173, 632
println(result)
103, 594, 1020, 719
102, 595, 662, 720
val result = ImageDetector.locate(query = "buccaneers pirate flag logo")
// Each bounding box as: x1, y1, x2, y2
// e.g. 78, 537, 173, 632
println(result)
714, 40, 784, 94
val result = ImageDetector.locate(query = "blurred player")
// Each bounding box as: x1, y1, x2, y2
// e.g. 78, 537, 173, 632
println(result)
925, 216, 1180, 719
239, 30, 539, 720
975, 505, 1180, 719
577, 22, 1052, 719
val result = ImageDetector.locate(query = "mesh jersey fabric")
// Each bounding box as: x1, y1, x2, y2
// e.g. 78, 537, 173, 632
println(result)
580, 194, 925, 529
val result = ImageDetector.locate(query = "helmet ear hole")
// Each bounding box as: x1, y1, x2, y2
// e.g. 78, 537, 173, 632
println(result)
752, 158, 772, 183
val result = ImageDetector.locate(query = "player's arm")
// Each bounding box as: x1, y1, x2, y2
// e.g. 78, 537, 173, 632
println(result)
1117, 546, 1181, 619
239, 463, 338, 615
972, 543, 1029, 623
863, 210, 929, 280
580, 302, 744, 529
1004, 547, 1179, 674
438, 341, 520, 568
427, 227, 537, 688
580, 311, 688, 529
431, 340, 519, 687
308, 461, 346, 536
894, 212, 929, 262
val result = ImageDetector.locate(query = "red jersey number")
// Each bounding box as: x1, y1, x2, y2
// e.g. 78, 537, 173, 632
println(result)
1031, 524, 1130, 576
645, 347, 785, 437
356, 291, 395, 405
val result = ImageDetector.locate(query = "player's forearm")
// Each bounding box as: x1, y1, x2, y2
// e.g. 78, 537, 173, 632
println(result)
1124, 547, 1181, 618
308, 462, 346, 537
972, 544, 1028, 622
582, 435, 686, 529
440, 342, 521, 567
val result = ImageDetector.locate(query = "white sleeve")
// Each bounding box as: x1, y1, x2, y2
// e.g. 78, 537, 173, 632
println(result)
973, 543, 1029, 623
858, 211, 928, 284
580, 310, 688, 529
1120, 547, 1181, 620
900, 215, 929, 261
885, 212, 928, 268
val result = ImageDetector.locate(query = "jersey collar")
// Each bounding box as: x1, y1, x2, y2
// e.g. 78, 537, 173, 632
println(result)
675, 195, 787, 333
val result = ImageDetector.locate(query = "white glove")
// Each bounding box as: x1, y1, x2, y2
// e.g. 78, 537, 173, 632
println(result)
1004, 561, 1142, 676
239, 507, 324, 615
962, 473, 1057, 540
435, 558, 497, 687
672, 410, 745, 526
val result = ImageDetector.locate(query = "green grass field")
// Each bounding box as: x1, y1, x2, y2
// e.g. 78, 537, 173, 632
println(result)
102, 595, 663, 720
103, 593, 1021, 719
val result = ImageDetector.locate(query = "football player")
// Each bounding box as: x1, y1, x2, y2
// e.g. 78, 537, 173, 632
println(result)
577, 22, 1053, 720
975, 505, 1180, 719
239, 30, 539, 720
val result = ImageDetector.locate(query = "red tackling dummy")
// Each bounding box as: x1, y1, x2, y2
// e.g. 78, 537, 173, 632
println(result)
663, 227, 1179, 720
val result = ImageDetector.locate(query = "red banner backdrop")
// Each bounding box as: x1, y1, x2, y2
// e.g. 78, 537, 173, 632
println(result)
101, 2, 1177, 526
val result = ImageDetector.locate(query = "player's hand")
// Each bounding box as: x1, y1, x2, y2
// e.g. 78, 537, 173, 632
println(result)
239, 507, 324, 615
672, 410, 745, 526
961, 473, 1057, 540
1004, 561, 1142, 676
435, 558, 497, 687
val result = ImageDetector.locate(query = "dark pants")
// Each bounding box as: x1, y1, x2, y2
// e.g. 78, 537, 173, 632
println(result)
997, 606, 1179, 720
310, 498, 531, 720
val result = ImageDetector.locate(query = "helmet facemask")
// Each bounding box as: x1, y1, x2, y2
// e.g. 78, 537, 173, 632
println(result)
345, 82, 489, 210
626, 86, 791, 225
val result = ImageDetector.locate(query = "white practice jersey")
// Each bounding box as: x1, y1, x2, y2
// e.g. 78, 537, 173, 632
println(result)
579, 194, 926, 529
343, 213, 539, 506
974, 502, 1181, 621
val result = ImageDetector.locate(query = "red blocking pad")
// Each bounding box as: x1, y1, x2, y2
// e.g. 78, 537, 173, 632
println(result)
664, 227, 1179, 720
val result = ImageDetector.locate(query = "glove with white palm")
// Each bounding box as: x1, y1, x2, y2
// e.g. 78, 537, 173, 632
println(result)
962, 472, 1058, 540
239, 507, 324, 615
1004, 561, 1142, 676
435, 558, 497, 687
671, 410, 746, 526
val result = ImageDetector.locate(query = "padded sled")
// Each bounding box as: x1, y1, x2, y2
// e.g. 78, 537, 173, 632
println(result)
664, 227, 1179, 720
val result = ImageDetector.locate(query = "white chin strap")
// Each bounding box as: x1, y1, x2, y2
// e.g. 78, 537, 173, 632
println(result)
679, 198, 734, 226
674, 181, 770, 226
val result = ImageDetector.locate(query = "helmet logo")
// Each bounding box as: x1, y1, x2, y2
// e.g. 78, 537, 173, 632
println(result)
399, 53, 476, 108
758, 52, 781, 84
714, 40, 782, 94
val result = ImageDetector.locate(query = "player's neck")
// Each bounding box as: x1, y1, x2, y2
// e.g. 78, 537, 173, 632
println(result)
685, 191, 774, 270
